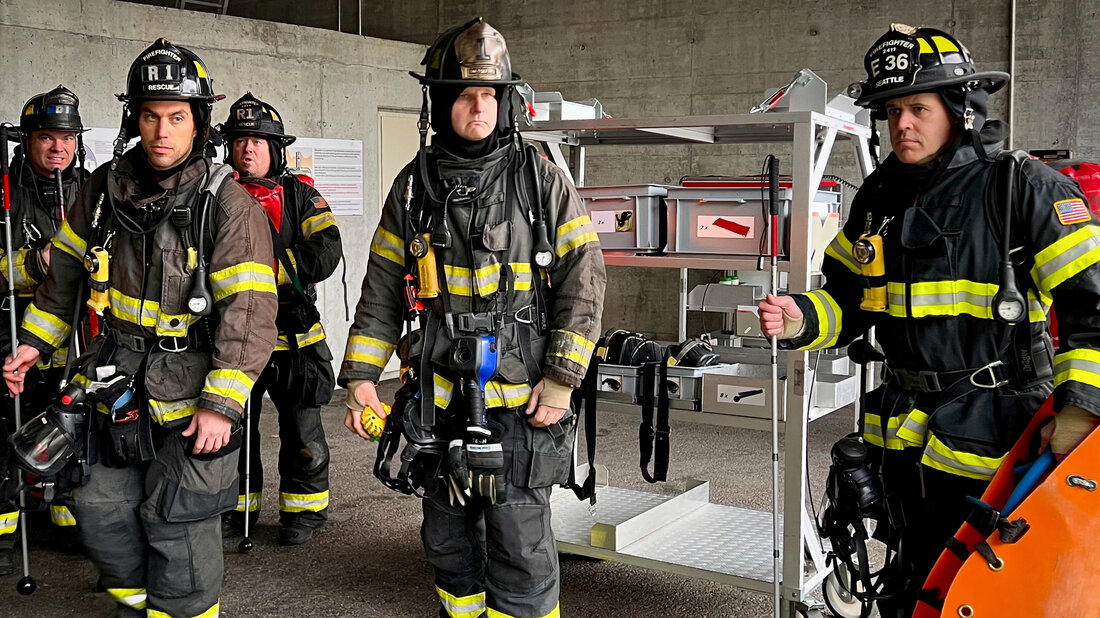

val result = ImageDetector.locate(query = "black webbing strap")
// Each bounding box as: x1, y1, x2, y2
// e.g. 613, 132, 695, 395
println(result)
639, 354, 670, 483
567, 354, 598, 504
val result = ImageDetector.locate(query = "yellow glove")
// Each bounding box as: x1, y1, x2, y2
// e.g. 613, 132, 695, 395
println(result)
360, 402, 391, 442
1050, 405, 1100, 457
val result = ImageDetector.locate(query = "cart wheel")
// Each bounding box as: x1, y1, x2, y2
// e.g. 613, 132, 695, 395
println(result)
823, 564, 865, 618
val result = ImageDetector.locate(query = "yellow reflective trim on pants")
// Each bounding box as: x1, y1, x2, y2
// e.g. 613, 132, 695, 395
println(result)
862, 413, 905, 450
437, 587, 486, 618
1032, 225, 1100, 293
149, 398, 199, 424
344, 335, 395, 369
203, 369, 255, 408
896, 408, 929, 447
824, 231, 861, 275
279, 490, 329, 513
23, 302, 71, 349
487, 602, 560, 618
276, 321, 326, 351
50, 505, 77, 527
921, 433, 1004, 481
370, 225, 406, 267
301, 211, 337, 240
210, 261, 278, 302
803, 289, 842, 349
0, 511, 18, 535
555, 215, 599, 258
54, 219, 87, 261
236, 492, 262, 513
485, 381, 533, 408
148, 601, 220, 618
108, 587, 148, 610
1054, 348, 1100, 390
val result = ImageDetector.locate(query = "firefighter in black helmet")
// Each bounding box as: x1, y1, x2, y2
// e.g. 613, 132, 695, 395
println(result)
340, 18, 606, 618
4, 38, 278, 617
0, 86, 90, 575
217, 93, 343, 546
759, 24, 1100, 617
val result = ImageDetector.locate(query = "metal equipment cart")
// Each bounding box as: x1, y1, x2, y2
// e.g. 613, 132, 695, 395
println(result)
522, 110, 876, 618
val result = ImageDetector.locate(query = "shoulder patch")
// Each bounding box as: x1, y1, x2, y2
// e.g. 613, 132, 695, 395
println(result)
311, 195, 328, 210
1054, 198, 1091, 226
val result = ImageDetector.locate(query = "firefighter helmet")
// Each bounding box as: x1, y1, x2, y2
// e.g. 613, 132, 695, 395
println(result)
19, 86, 85, 136
411, 17, 521, 86
217, 92, 295, 176
849, 25, 1009, 112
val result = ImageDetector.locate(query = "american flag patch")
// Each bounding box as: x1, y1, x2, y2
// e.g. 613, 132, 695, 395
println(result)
1054, 198, 1091, 225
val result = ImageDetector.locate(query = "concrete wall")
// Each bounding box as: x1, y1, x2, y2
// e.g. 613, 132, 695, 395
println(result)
411, 0, 1093, 340
0, 0, 426, 372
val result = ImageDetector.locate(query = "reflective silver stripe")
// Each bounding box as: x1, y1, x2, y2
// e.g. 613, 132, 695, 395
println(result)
210, 262, 277, 302
23, 303, 71, 348
0, 511, 17, 534
301, 211, 337, 240
1033, 226, 1100, 292
473, 262, 502, 296
1054, 349, 1100, 390
824, 232, 861, 275
437, 587, 486, 618
554, 215, 598, 258
50, 505, 77, 526
204, 369, 254, 407
54, 219, 87, 260
547, 329, 597, 367
485, 381, 533, 408
236, 492, 262, 513
511, 262, 534, 291
370, 225, 405, 266
804, 289, 841, 349
344, 335, 395, 369
148, 398, 199, 424
444, 265, 474, 296
107, 588, 148, 610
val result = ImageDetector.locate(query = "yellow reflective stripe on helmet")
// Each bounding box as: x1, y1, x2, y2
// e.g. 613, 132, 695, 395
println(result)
54, 219, 87, 260
370, 225, 405, 266
437, 587, 486, 618
344, 335, 395, 369
917, 37, 934, 54
23, 302, 71, 349
435, 373, 455, 409
803, 289, 842, 349
108, 588, 148, 610
210, 261, 277, 303
148, 601, 219, 618
547, 329, 597, 366
301, 211, 337, 240
1032, 226, 1100, 293
487, 602, 560, 618
511, 262, 534, 291
275, 321, 326, 351
824, 231, 861, 275
555, 215, 599, 258
931, 35, 959, 53
896, 409, 929, 447
485, 381, 533, 408
862, 413, 905, 450
1054, 348, 1100, 390
444, 265, 474, 296
203, 369, 255, 408
280, 490, 329, 513
148, 397, 199, 424
236, 491, 262, 513
0, 511, 18, 535
921, 433, 1004, 481
50, 505, 77, 527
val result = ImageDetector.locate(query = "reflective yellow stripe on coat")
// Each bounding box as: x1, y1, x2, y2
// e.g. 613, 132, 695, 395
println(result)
345, 335, 395, 370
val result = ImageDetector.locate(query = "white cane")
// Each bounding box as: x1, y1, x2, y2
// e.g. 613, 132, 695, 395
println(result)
238, 396, 253, 554
767, 156, 781, 617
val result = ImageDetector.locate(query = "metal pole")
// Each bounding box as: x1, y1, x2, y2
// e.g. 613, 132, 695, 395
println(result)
1, 125, 37, 595
238, 396, 254, 554
1007, 0, 1017, 149
767, 155, 781, 617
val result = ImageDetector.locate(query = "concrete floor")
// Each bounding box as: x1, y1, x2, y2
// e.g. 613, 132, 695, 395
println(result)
0, 382, 857, 617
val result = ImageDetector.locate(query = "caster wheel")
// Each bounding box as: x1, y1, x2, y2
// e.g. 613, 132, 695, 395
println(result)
823, 565, 865, 618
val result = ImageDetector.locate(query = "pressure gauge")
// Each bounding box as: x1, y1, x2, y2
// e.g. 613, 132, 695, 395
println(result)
534, 249, 554, 269
994, 296, 1025, 324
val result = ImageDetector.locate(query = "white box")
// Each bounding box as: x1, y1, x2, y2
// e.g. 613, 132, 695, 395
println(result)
812, 372, 859, 409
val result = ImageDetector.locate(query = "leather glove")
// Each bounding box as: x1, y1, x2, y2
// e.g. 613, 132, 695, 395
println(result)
1050, 405, 1100, 457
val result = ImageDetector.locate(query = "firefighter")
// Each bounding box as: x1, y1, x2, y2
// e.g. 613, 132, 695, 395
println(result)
217, 93, 342, 546
3, 39, 278, 617
0, 86, 90, 575
340, 18, 605, 618
758, 24, 1100, 616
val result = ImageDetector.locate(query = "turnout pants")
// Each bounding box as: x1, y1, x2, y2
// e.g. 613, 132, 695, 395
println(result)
873, 447, 989, 618
423, 405, 575, 618
234, 345, 335, 527
71, 428, 238, 617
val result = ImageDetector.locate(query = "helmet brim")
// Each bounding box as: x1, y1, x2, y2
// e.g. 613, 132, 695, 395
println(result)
220, 129, 295, 145
855, 70, 1010, 108
408, 71, 522, 86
